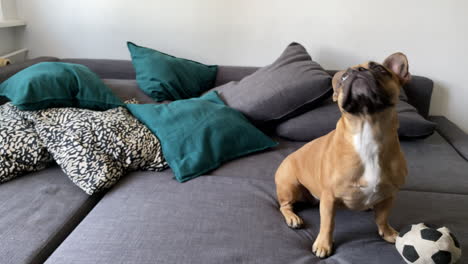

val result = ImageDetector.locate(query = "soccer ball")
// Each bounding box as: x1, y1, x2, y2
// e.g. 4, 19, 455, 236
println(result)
396, 223, 462, 264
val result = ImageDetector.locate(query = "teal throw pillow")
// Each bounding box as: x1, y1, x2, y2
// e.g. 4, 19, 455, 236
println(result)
126, 91, 277, 182
0, 62, 123, 111
127, 42, 218, 102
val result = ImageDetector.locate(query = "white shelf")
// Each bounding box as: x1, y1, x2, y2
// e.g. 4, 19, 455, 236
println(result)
0, 19, 25, 28
1, 48, 28, 63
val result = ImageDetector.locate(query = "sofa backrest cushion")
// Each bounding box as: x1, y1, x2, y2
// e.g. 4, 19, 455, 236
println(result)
58, 58, 435, 119
102, 79, 155, 104
1, 57, 435, 128
60, 58, 136, 80
276, 98, 436, 141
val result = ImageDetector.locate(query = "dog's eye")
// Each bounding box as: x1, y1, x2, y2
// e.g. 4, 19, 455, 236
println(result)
378, 66, 391, 76
341, 72, 349, 81
369, 62, 390, 76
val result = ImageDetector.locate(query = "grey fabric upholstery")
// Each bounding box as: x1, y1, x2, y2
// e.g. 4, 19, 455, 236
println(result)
46, 134, 467, 264
214, 66, 258, 87
61, 59, 136, 80
404, 76, 434, 118
46, 171, 322, 264
430, 116, 468, 161
400, 133, 468, 194
211, 133, 468, 195
274, 98, 338, 141
0, 166, 101, 264
46, 180, 468, 264
397, 101, 436, 138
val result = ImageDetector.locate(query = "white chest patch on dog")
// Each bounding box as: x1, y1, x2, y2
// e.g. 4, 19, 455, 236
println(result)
353, 121, 381, 206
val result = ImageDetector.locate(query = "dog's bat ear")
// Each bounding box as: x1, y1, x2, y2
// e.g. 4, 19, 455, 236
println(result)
383, 52, 411, 84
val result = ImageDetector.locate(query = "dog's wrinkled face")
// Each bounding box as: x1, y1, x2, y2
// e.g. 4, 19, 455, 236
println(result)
332, 52, 411, 115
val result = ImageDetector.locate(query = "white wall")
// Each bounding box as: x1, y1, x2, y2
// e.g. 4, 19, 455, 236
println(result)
0, 28, 17, 55
16, 0, 468, 132
0, 0, 21, 56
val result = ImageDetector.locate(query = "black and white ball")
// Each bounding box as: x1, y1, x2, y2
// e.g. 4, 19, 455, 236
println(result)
396, 223, 461, 264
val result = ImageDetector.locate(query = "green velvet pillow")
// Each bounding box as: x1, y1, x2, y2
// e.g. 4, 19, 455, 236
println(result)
126, 91, 278, 182
0, 62, 123, 111
127, 42, 218, 102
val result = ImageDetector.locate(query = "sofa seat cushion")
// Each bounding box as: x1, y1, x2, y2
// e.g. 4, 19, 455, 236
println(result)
45, 133, 468, 264
0, 166, 101, 264
211, 133, 468, 195
45, 173, 320, 264
400, 132, 468, 194
44, 169, 468, 264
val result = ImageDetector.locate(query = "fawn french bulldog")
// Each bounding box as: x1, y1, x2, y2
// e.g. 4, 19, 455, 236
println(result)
275, 53, 410, 258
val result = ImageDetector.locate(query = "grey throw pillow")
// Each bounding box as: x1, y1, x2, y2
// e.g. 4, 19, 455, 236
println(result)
276, 99, 436, 141
210, 42, 332, 124
397, 101, 437, 138
275, 98, 340, 141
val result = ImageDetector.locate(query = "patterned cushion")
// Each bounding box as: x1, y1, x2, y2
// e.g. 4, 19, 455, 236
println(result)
0, 103, 53, 183
21, 105, 167, 195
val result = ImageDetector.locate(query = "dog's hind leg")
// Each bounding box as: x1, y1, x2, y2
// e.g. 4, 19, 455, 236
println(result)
275, 167, 305, 229
374, 196, 398, 243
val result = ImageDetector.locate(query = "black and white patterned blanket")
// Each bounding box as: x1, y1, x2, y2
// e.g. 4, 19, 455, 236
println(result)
0, 102, 167, 195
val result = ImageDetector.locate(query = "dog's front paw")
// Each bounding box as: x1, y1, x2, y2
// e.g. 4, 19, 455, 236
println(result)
312, 236, 333, 258
284, 213, 304, 229
378, 225, 398, 243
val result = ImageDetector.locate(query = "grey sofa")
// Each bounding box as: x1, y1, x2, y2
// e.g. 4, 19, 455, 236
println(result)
0, 57, 467, 264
